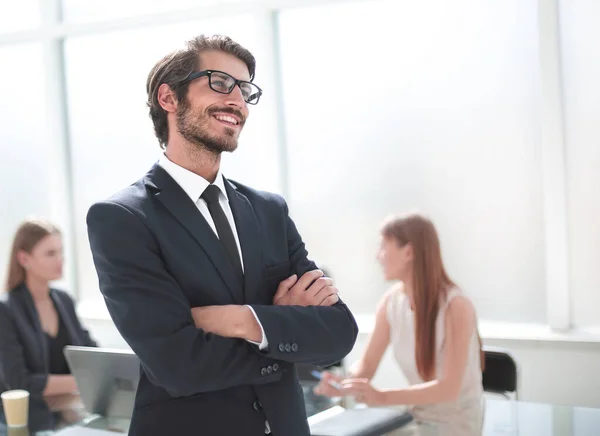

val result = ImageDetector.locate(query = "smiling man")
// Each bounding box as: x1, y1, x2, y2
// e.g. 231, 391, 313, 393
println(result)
86, 35, 358, 436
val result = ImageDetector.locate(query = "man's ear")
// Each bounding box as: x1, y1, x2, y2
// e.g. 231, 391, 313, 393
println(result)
157, 83, 178, 113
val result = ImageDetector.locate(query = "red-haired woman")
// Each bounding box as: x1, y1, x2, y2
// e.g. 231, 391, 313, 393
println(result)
315, 213, 484, 435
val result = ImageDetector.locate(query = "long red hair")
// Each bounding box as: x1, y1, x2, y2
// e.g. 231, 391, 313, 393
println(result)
382, 213, 481, 381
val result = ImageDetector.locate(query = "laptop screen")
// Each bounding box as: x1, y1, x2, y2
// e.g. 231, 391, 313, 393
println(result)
63, 346, 140, 420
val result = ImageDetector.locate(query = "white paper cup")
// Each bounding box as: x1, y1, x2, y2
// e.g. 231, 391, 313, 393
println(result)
1, 390, 29, 428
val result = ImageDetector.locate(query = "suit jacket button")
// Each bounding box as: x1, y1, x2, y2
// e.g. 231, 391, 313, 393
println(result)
267, 365, 273, 374
272, 363, 279, 372
278, 343, 285, 352
253, 400, 263, 412
284, 343, 291, 352
260, 367, 267, 376
291, 343, 298, 352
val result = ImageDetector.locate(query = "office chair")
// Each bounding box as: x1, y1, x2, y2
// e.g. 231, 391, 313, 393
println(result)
482, 346, 518, 400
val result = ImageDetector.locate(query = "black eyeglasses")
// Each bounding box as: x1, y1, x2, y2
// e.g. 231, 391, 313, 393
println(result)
180, 69, 262, 105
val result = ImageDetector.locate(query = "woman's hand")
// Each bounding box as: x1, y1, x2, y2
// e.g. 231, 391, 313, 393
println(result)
313, 371, 343, 398
341, 378, 387, 406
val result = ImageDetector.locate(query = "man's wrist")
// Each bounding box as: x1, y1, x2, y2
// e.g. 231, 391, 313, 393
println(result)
234, 305, 262, 342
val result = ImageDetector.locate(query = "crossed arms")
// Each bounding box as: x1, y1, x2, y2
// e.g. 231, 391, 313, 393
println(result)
87, 200, 358, 397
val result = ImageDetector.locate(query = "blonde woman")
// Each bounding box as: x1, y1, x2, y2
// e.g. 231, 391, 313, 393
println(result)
0, 218, 96, 400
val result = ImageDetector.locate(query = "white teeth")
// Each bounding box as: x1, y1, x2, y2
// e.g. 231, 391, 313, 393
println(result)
214, 115, 238, 125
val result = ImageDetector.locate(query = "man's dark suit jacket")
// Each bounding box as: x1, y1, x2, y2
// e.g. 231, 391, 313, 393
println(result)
0, 284, 97, 397
86, 163, 358, 436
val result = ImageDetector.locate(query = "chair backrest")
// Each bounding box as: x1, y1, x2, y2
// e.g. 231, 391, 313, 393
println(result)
482, 346, 518, 398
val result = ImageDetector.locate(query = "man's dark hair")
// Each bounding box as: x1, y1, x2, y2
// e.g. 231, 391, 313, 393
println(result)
146, 34, 256, 148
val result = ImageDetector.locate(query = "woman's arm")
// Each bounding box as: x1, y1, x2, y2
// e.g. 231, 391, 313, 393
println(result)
0, 303, 48, 396
42, 375, 78, 396
314, 290, 393, 397
0, 302, 79, 397
344, 295, 477, 406
347, 290, 392, 379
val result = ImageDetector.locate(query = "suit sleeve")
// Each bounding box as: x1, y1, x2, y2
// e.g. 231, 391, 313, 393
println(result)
249, 199, 359, 366
87, 201, 281, 397
0, 303, 48, 397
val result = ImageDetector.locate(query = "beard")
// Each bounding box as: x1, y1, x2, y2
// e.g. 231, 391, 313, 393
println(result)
176, 98, 245, 154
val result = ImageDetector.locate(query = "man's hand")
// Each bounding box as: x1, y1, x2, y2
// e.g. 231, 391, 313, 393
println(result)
191, 305, 262, 342
273, 270, 339, 307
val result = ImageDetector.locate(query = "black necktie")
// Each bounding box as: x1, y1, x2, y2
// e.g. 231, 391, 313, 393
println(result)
201, 185, 243, 279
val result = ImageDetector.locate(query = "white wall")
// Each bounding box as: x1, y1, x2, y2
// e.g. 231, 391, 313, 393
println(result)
0, 44, 52, 290
279, 0, 547, 323
82, 316, 600, 409
559, 0, 600, 329
83, 318, 128, 350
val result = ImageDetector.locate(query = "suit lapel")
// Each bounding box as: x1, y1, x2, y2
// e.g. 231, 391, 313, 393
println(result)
144, 164, 244, 303
224, 179, 263, 304
50, 291, 79, 345
17, 286, 49, 371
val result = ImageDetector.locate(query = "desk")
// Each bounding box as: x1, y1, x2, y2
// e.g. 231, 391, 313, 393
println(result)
2, 396, 599, 435
482, 400, 600, 436
379, 400, 600, 436
0, 394, 87, 436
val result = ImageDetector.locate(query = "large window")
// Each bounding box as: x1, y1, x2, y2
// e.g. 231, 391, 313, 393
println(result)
0, 44, 54, 288
1, 0, 597, 332
64, 16, 280, 301
0, 0, 40, 33
560, 0, 600, 327
61, 0, 238, 23
278, 0, 545, 321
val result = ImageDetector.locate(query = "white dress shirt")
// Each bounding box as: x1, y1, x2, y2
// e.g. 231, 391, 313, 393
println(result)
157, 154, 268, 350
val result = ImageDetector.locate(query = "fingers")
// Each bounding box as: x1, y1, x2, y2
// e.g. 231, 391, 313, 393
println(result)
314, 375, 371, 402
318, 288, 339, 306
305, 275, 340, 306
340, 379, 367, 394
307, 276, 333, 296
313, 372, 343, 397
341, 378, 369, 385
323, 371, 343, 383
314, 381, 338, 397
275, 270, 340, 307
292, 269, 323, 292
273, 274, 297, 303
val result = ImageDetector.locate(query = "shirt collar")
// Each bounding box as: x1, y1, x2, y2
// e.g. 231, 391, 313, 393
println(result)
157, 153, 228, 203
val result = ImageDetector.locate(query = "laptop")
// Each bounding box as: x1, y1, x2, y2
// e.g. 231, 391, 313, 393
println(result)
63, 346, 140, 433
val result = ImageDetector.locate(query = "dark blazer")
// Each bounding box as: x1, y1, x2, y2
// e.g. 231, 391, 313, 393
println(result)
0, 284, 97, 397
86, 163, 358, 436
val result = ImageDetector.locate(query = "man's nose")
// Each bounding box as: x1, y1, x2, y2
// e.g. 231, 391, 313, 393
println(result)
225, 85, 247, 107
